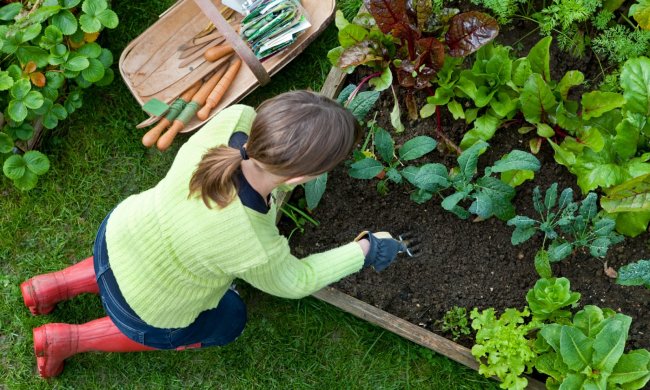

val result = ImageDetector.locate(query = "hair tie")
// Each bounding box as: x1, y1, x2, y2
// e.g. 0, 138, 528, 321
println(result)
239, 145, 249, 160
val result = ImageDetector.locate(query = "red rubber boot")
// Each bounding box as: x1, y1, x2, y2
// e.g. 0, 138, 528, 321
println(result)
33, 316, 157, 378
21, 256, 99, 315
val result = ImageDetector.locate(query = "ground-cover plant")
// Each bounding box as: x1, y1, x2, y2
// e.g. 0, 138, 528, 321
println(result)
328, 0, 498, 124
436, 306, 471, 341
507, 183, 624, 278
616, 259, 650, 288
0, 0, 118, 190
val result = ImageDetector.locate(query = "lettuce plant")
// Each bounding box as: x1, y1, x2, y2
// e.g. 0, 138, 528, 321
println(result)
0, 0, 118, 190
525, 277, 580, 323
508, 183, 623, 277
617, 259, 650, 289
470, 307, 538, 390
535, 305, 650, 390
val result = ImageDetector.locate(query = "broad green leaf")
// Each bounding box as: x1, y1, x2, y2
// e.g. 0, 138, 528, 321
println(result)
52, 9, 78, 35
469, 191, 493, 218
536, 123, 555, 138
507, 215, 537, 228
501, 169, 535, 187
11, 79, 31, 100
0, 3, 22, 21
374, 127, 394, 163
23, 91, 44, 110
559, 188, 574, 209
616, 260, 650, 288
630, 0, 650, 29
533, 186, 544, 213
548, 242, 572, 262
23, 151, 50, 175
560, 326, 594, 371
97, 48, 113, 68
65, 54, 90, 71
0, 132, 13, 153
614, 114, 642, 159
535, 250, 553, 278
441, 191, 468, 212
574, 306, 606, 338
95, 67, 114, 87
81, 57, 105, 82
521, 73, 557, 124
601, 173, 650, 213
401, 163, 449, 192
3, 154, 26, 180
63, 0, 82, 8
577, 127, 605, 152
545, 183, 559, 210
527, 36, 552, 82
457, 141, 488, 179
425, 86, 454, 106
334, 9, 349, 29
541, 323, 563, 352
592, 218, 616, 237
459, 113, 500, 150
620, 57, 650, 116
386, 167, 401, 183
390, 88, 404, 132
511, 58, 532, 87
327, 46, 344, 67
593, 315, 631, 372
347, 90, 379, 122
511, 226, 536, 245
613, 210, 650, 237
581, 91, 625, 120
8, 100, 27, 122
348, 158, 383, 179
337, 23, 368, 47
610, 349, 650, 386
16, 46, 49, 68
0, 71, 13, 90
419, 103, 437, 119
399, 136, 437, 161
80, 14, 102, 33
304, 173, 327, 210
490, 91, 518, 118
96, 9, 118, 29
491, 150, 541, 173
448, 100, 464, 120
77, 42, 102, 58
579, 193, 598, 219
13, 168, 38, 191
557, 70, 584, 101
368, 66, 392, 91
410, 188, 434, 204
475, 176, 516, 220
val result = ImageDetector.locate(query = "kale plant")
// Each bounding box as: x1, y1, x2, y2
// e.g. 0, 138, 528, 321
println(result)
507, 183, 623, 278
617, 259, 650, 289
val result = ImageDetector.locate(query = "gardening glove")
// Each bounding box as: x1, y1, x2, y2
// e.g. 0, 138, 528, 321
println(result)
355, 231, 406, 272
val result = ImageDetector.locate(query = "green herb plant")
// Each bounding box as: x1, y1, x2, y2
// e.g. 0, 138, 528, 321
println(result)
0, 0, 118, 190
436, 306, 471, 341
616, 259, 650, 289
507, 183, 624, 278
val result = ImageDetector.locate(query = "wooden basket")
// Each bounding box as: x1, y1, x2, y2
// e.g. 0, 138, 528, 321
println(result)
119, 0, 335, 133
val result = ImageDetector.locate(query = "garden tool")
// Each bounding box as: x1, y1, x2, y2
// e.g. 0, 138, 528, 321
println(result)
21, 256, 99, 316
397, 231, 422, 257
33, 316, 157, 378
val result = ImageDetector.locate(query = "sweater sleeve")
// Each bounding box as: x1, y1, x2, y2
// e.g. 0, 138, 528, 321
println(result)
235, 236, 365, 299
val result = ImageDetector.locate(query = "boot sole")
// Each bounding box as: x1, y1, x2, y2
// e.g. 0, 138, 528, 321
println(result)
21, 280, 54, 316
33, 326, 64, 378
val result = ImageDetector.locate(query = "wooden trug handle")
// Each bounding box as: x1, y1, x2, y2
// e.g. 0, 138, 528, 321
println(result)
156, 120, 185, 151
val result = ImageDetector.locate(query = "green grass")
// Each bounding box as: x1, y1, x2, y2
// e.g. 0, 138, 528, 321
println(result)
0, 1, 500, 388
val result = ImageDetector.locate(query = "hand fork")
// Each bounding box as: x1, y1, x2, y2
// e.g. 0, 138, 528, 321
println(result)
397, 232, 422, 257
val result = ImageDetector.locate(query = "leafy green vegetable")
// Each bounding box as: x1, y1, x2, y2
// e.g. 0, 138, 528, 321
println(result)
526, 277, 580, 322
617, 259, 650, 288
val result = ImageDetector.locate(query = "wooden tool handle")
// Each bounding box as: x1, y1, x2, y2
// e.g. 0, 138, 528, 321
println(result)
197, 58, 242, 120
204, 44, 234, 62
140, 80, 201, 148
156, 120, 185, 151
142, 118, 171, 147
191, 64, 229, 105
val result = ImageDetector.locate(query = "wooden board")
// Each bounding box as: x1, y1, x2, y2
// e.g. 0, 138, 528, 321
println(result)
119, 0, 336, 133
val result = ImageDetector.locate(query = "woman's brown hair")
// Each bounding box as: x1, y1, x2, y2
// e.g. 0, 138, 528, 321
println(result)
189, 90, 362, 208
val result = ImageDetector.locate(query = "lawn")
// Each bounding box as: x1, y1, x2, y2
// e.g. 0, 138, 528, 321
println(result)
0, 0, 499, 388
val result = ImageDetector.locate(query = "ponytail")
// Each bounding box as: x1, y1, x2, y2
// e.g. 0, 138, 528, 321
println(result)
188, 145, 243, 208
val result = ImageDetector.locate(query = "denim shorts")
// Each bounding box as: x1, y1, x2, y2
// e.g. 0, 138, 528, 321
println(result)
93, 212, 247, 350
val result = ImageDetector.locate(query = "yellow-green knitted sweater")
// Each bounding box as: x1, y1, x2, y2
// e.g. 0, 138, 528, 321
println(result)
105, 105, 364, 328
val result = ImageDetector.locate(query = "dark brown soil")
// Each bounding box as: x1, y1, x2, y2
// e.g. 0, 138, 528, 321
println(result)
279, 13, 650, 353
